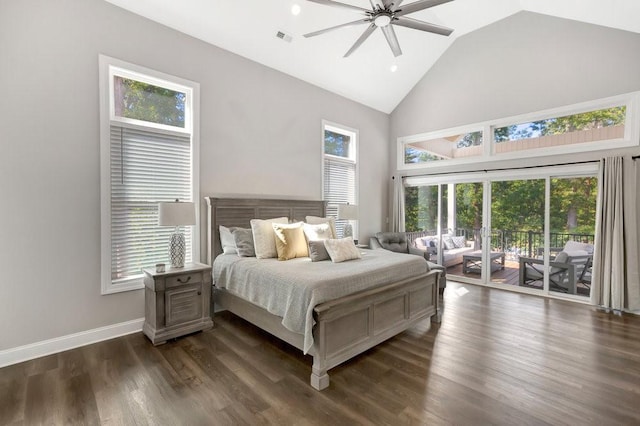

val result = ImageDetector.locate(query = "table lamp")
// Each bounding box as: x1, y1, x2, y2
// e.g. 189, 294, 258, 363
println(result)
337, 203, 358, 240
158, 199, 196, 268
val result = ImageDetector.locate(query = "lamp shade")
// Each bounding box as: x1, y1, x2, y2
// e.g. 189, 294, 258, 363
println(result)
337, 203, 358, 221
158, 201, 196, 226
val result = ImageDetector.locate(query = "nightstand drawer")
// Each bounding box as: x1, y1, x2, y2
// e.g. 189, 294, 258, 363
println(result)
165, 284, 203, 326
166, 272, 203, 288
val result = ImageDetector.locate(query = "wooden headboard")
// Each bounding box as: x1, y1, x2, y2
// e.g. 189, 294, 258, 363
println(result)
204, 197, 326, 265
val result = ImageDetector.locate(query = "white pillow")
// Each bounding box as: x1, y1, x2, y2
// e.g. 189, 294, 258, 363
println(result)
303, 223, 333, 241
323, 237, 362, 263
219, 225, 237, 254
250, 217, 288, 259
564, 240, 594, 254
306, 216, 337, 239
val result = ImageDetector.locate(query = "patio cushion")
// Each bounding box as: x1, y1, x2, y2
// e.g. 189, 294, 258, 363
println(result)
563, 240, 593, 255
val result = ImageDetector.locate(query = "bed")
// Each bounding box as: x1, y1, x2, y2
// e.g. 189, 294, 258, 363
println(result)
205, 197, 441, 390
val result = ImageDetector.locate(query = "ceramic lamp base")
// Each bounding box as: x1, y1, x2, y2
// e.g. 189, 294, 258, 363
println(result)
169, 231, 185, 268
343, 223, 353, 239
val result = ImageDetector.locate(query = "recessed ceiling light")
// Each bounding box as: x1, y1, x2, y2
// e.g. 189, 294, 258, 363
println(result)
390, 64, 398, 73
291, 4, 301, 15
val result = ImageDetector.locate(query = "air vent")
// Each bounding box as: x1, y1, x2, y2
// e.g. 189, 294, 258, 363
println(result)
276, 30, 293, 43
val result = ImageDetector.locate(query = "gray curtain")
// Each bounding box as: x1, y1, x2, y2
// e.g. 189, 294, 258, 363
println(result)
391, 175, 405, 232
591, 156, 640, 312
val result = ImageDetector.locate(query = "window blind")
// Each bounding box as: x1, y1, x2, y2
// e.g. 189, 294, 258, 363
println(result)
110, 126, 192, 282
323, 154, 356, 237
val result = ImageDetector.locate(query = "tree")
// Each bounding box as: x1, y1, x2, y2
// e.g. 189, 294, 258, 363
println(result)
115, 77, 185, 127
324, 130, 350, 157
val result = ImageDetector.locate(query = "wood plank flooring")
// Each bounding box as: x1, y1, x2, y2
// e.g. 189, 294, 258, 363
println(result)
2, 282, 640, 425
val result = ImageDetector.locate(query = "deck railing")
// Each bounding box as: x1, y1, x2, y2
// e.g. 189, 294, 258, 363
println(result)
409, 228, 594, 260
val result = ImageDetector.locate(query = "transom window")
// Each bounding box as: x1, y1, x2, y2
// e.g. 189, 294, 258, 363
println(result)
493, 106, 626, 154
398, 92, 639, 170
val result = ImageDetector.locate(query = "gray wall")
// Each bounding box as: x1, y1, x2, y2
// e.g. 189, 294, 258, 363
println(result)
390, 12, 640, 172
0, 0, 389, 350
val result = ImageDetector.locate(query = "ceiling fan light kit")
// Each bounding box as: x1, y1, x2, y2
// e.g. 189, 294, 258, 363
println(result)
304, 0, 455, 58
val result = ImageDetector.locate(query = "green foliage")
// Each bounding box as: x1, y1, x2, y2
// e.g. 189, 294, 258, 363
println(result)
405, 178, 596, 236
115, 77, 185, 128
495, 106, 626, 142
404, 147, 443, 164
455, 182, 483, 230
456, 131, 483, 148
324, 130, 351, 157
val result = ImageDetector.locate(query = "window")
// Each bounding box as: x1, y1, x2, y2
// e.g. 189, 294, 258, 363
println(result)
99, 55, 200, 294
403, 129, 483, 165
493, 106, 626, 154
322, 121, 358, 238
398, 92, 640, 170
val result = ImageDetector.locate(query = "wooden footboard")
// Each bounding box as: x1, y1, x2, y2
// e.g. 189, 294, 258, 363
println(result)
213, 269, 440, 390
310, 270, 439, 390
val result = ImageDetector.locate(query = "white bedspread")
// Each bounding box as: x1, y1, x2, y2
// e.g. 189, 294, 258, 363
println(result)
213, 249, 429, 353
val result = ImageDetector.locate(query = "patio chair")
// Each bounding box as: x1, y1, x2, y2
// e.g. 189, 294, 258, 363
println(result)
519, 251, 592, 294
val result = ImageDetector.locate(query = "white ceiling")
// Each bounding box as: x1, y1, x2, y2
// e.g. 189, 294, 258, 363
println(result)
104, 0, 640, 113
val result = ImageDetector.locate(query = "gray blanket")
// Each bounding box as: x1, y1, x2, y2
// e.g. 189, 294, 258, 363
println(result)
213, 249, 428, 353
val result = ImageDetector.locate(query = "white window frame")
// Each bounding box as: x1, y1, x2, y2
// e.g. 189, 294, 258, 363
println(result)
99, 55, 200, 295
321, 120, 359, 237
398, 91, 640, 171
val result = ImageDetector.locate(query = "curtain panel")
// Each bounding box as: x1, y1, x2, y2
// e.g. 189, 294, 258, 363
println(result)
591, 156, 640, 312
391, 175, 405, 232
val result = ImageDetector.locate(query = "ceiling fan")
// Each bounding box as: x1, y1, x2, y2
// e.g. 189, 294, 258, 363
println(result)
304, 0, 454, 58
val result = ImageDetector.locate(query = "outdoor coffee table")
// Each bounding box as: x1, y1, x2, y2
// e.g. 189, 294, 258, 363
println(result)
462, 250, 506, 274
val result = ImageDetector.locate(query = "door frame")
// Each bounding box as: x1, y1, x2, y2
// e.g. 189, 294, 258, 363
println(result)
405, 163, 599, 299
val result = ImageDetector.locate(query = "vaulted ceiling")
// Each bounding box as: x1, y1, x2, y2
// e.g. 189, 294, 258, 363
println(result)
105, 0, 640, 113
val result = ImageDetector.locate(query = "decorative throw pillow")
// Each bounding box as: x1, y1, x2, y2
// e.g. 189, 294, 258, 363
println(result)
250, 217, 288, 259
323, 237, 361, 263
303, 222, 333, 242
231, 227, 255, 257
219, 225, 237, 254
308, 240, 330, 262
272, 222, 309, 261
452, 236, 467, 248
442, 235, 456, 250
305, 216, 337, 239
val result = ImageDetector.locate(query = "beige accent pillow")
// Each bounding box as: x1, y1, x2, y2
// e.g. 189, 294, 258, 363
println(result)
272, 222, 309, 261
303, 222, 333, 242
250, 217, 288, 259
306, 216, 337, 239
323, 237, 361, 263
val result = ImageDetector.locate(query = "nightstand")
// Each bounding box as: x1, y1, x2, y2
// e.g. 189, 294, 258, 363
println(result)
142, 262, 213, 345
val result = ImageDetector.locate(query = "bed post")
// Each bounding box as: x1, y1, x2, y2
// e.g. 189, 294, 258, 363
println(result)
310, 321, 330, 390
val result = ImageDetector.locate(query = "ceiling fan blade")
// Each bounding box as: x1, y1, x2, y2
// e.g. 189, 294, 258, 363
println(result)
394, 0, 453, 16
381, 25, 402, 57
304, 19, 370, 38
393, 16, 454, 36
306, 0, 369, 13
344, 23, 377, 57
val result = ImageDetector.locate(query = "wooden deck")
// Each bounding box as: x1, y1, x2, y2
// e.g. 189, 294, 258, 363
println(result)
445, 259, 591, 296
447, 259, 521, 284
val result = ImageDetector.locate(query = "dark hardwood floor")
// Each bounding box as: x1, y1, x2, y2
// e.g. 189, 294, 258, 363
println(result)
2, 282, 640, 425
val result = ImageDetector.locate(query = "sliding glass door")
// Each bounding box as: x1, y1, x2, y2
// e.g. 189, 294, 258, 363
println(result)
404, 165, 598, 299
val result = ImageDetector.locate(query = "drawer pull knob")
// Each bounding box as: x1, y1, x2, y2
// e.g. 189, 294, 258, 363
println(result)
197, 291, 202, 295
177, 276, 192, 284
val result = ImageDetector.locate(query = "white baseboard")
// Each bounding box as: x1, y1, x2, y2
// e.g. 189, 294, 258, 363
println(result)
0, 318, 144, 368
